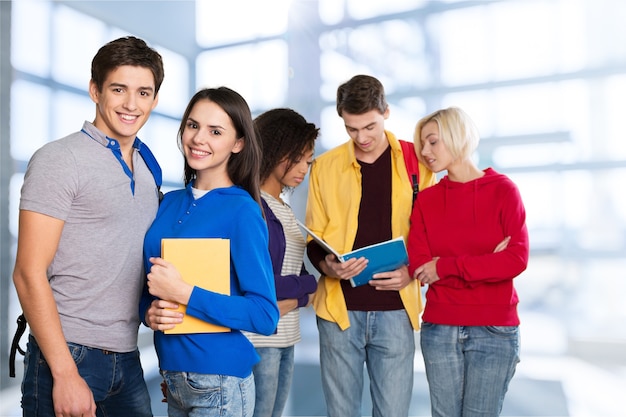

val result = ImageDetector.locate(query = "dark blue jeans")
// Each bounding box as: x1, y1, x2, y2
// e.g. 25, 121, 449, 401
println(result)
21, 335, 152, 417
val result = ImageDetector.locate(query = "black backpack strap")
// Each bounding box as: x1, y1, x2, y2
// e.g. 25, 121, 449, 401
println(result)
9, 313, 27, 378
399, 140, 420, 204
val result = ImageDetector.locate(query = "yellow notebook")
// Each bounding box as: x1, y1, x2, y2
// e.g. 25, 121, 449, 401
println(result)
161, 238, 231, 334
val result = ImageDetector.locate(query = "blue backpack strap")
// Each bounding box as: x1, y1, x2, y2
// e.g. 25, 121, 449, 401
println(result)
134, 138, 163, 202
399, 140, 420, 203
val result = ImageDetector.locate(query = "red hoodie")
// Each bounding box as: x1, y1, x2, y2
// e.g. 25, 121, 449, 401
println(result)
408, 168, 529, 326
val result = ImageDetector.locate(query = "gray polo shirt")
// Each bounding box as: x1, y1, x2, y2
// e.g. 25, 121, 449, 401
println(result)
20, 121, 159, 352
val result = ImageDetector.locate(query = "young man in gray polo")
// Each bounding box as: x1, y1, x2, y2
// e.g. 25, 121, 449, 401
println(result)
12, 36, 164, 417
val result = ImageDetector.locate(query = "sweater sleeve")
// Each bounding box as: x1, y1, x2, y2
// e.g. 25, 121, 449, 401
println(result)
185, 202, 279, 335
407, 197, 431, 276
275, 271, 317, 302
436, 181, 529, 285
264, 196, 318, 303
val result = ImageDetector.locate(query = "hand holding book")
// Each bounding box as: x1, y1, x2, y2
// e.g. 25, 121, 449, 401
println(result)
297, 220, 409, 287
368, 263, 412, 291
158, 238, 231, 334
321, 253, 370, 284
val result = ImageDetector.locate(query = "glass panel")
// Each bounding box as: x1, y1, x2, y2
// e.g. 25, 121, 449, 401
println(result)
609, 170, 626, 222
444, 81, 588, 158
196, 0, 290, 47
347, 0, 426, 20
319, 46, 365, 102
605, 75, 626, 159
320, 21, 430, 95
492, 143, 569, 167
11, 0, 51, 77
52, 5, 107, 90
196, 40, 288, 111
435, 6, 492, 85
319, 105, 346, 151
51, 91, 95, 140
154, 47, 190, 118
489, 1, 561, 80
436, 1, 587, 85
319, 0, 344, 25
10, 81, 51, 161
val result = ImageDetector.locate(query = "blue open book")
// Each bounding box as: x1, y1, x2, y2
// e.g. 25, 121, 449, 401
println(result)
297, 220, 409, 287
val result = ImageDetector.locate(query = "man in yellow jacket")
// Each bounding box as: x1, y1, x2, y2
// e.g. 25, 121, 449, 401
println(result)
305, 74, 436, 417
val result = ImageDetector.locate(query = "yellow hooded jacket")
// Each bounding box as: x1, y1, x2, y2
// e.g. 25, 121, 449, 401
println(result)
305, 130, 436, 330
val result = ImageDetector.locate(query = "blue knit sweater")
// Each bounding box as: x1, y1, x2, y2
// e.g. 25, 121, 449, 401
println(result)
140, 183, 279, 378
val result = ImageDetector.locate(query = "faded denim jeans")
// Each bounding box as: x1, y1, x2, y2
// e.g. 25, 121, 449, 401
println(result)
252, 346, 295, 417
420, 322, 520, 417
317, 310, 415, 417
161, 370, 254, 417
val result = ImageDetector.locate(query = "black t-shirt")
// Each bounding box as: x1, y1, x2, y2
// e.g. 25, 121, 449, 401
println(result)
342, 146, 403, 311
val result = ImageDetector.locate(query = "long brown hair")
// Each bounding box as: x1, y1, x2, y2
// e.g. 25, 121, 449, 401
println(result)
177, 87, 262, 207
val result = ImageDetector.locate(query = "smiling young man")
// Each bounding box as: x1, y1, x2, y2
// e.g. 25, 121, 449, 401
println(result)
12, 36, 164, 417
305, 74, 436, 417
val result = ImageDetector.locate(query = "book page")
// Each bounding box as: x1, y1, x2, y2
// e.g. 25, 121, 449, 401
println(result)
296, 220, 343, 261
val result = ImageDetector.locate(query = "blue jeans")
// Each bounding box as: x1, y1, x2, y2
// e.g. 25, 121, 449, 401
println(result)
21, 335, 152, 417
420, 323, 520, 417
161, 370, 255, 417
317, 310, 415, 417
252, 346, 294, 417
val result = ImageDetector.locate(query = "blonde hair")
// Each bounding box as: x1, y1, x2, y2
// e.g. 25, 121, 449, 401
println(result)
413, 107, 480, 164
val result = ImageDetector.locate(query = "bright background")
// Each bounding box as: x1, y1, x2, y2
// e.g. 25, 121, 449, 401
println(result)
1, 1, 625, 415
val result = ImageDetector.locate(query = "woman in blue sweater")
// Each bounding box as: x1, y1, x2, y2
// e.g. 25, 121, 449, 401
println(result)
140, 87, 279, 417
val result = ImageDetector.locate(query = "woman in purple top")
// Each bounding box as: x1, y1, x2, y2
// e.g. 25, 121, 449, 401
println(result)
245, 108, 319, 417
